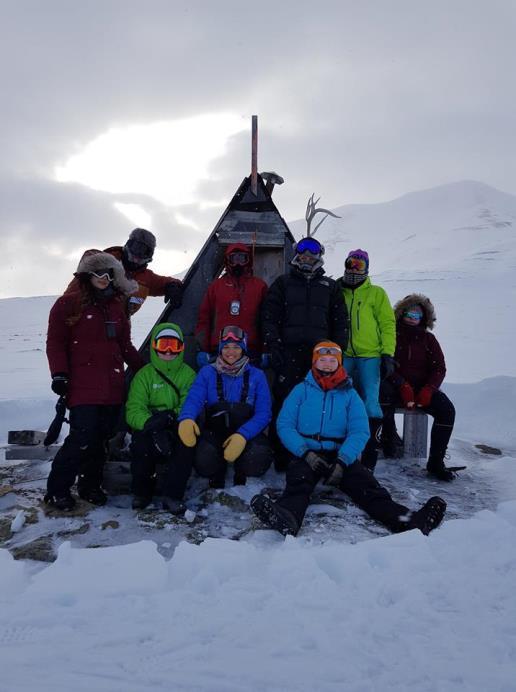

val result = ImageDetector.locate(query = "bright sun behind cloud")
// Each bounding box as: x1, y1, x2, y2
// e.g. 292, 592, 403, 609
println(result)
55, 113, 248, 206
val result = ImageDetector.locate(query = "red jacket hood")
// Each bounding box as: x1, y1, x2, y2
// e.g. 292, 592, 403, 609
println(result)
224, 243, 253, 273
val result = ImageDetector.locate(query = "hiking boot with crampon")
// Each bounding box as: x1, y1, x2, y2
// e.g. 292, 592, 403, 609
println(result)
427, 459, 466, 482
162, 497, 186, 515
405, 496, 446, 535
250, 494, 300, 537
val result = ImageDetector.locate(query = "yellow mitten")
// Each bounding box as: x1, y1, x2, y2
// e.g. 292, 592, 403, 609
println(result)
178, 419, 200, 447
222, 433, 247, 462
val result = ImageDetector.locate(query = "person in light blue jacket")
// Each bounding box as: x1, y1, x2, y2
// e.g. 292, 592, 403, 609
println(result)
251, 341, 446, 537
178, 326, 273, 488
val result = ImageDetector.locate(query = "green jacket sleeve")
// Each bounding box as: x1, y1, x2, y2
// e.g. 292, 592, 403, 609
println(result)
125, 369, 153, 431
375, 287, 396, 356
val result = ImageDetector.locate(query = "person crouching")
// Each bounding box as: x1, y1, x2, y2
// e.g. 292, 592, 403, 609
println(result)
250, 341, 447, 537
126, 323, 196, 513
178, 326, 273, 488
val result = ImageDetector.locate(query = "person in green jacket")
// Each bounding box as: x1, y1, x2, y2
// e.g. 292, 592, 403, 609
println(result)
126, 322, 196, 512
336, 249, 396, 471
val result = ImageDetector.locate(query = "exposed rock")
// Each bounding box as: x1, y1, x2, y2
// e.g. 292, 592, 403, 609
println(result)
0, 485, 14, 497
0, 518, 12, 542
101, 520, 120, 530
475, 444, 503, 456
10, 536, 57, 562
57, 523, 90, 538
41, 497, 93, 518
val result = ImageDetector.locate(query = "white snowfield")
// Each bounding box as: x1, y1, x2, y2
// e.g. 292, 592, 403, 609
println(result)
1, 180, 516, 691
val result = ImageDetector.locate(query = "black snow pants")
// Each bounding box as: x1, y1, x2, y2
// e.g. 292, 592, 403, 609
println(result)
195, 431, 273, 486
276, 453, 411, 533
381, 381, 455, 463
47, 404, 120, 497
130, 428, 196, 500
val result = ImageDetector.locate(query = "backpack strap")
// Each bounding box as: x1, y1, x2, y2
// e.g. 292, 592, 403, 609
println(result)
240, 370, 250, 403
152, 366, 181, 402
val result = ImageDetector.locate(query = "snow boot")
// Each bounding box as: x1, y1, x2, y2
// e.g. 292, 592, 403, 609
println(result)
382, 430, 404, 459
250, 494, 300, 537
44, 493, 76, 511
361, 418, 382, 471
427, 458, 466, 482
405, 496, 446, 535
162, 497, 186, 515
209, 475, 225, 489
78, 486, 108, 506
132, 495, 152, 510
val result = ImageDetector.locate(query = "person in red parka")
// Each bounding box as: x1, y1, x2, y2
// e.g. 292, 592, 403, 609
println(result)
380, 293, 460, 481
195, 243, 268, 364
45, 252, 145, 511
65, 228, 183, 317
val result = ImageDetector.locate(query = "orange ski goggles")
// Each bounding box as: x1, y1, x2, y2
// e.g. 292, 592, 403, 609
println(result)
345, 257, 368, 272
152, 337, 184, 354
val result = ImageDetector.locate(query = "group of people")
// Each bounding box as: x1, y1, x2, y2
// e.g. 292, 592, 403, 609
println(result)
44, 226, 458, 537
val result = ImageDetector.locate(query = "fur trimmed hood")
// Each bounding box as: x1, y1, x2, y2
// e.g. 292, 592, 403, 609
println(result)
75, 251, 138, 296
394, 293, 436, 330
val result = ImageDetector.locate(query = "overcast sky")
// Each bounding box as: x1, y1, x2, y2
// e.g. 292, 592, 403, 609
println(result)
1, 0, 515, 298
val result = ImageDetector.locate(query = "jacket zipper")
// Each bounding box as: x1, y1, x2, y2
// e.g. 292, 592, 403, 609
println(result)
318, 391, 327, 436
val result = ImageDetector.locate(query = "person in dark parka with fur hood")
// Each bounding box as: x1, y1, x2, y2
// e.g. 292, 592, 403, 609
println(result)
381, 293, 458, 481
45, 252, 144, 510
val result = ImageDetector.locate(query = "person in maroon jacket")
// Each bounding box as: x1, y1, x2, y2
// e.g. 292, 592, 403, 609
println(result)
65, 228, 183, 317
380, 293, 460, 481
194, 243, 268, 364
45, 252, 145, 511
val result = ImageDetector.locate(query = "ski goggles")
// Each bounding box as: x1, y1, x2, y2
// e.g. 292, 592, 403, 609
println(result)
90, 269, 114, 281
126, 239, 153, 263
152, 337, 184, 353
220, 325, 245, 342
227, 251, 250, 266
345, 257, 367, 272
314, 345, 342, 356
404, 310, 423, 320
296, 238, 323, 255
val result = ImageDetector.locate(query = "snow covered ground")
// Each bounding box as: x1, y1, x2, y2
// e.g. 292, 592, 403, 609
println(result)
1, 180, 516, 691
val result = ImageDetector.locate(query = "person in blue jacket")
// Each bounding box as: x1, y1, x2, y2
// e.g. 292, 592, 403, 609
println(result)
178, 325, 273, 488
250, 341, 446, 537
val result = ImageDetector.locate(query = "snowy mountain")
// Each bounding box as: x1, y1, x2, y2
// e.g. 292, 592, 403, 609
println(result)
290, 180, 516, 382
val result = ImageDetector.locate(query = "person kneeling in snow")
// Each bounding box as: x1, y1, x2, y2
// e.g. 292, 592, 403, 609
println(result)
250, 341, 446, 537
178, 326, 273, 488
126, 323, 196, 513
380, 294, 462, 481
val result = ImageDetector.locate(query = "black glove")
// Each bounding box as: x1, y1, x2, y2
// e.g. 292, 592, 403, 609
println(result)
269, 343, 285, 372
304, 451, 333, 475
324, 462, 344, 487
381, 355, 396, 378
143, 411, 176, 433
51, 373, 69, 396
164, 281, 183, 308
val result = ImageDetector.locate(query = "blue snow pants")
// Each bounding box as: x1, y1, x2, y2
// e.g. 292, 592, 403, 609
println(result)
344, 356, 382, 418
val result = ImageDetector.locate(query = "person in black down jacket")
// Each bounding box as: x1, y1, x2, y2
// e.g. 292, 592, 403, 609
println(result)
261, 236, 348, 469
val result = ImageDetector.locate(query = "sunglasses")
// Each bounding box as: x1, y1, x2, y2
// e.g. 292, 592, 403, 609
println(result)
152, 337, 184, 353
220, 325, 245, 341
90, 270, 114, 281
227, 252, 249, 266
404, 311, 423, 320
314, 346, 342, 356
296, 238, 322, 255
345, 257, 367, 272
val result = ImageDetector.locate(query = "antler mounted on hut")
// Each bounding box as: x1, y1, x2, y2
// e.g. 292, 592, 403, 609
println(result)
305, 194, 341, 237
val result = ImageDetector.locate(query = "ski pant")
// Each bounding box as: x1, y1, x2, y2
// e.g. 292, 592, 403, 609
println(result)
47, 404, 120, 497
276, 453, 410, 533
270, 345, 313, 469
380, 381, 455, 463
195, 431, 273, 485
130, 429, 196, 500
343, 356, 383, 418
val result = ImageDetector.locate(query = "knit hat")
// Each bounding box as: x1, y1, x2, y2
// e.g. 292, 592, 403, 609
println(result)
312, 341, 343, 366
345, 249, 369, 273
218, 325, 248, 354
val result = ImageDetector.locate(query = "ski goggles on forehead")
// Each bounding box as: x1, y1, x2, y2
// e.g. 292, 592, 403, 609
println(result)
314, 346, 342, 356
90, 269, 114, 281
227, 251, 249, 266
220, 325, 245, 341
296, 238, 322, 255
345, 257, 367, 272
404, 310, 423, 320
152, 337, 184, 353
